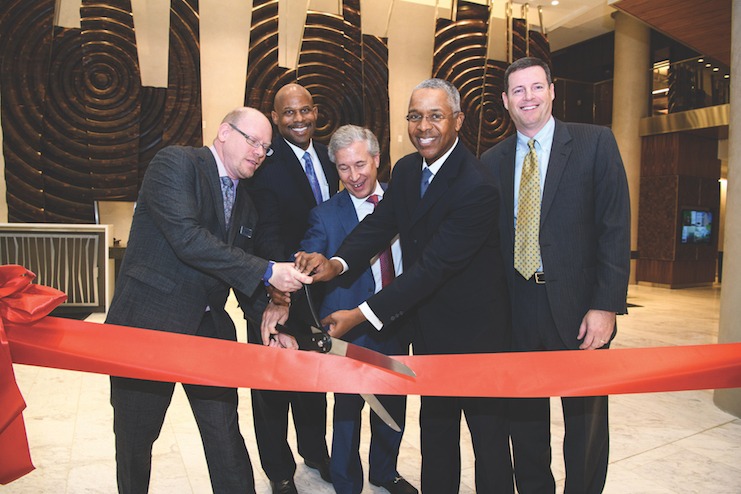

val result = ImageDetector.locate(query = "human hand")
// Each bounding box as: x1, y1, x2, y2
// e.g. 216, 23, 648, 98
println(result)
269, 262, 313, 292
266, 284, 290, 306
321, 308, 366, 339
577, 309, 616, 350
260, 300, 290, 345
294, 251, 343, 282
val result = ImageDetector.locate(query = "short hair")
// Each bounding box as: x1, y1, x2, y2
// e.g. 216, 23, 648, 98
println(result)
328, 124, 380, 164
221, 107, 256, 126
503, 57, 553, 93
413, 78, 461, 113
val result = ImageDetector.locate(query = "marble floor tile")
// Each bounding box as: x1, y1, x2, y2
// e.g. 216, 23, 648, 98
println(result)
5, 284, 740, 493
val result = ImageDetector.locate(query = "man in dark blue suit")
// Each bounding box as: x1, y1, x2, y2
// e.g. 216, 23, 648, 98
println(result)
481, 57, 630, 494
297, 125, 416, 494
106, 107, 311, 494
295, 80, 513, 494
248, 83, 339, 493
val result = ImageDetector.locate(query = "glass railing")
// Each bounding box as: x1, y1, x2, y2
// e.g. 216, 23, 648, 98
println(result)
552, 55, 730, 124
650, 56, 730, 116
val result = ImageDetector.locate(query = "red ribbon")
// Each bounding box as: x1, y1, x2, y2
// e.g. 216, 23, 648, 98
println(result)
0, 265, 66, 484
2, 264, 741, 484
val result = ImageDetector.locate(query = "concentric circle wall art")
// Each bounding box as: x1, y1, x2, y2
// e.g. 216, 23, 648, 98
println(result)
1, 0, 549, 223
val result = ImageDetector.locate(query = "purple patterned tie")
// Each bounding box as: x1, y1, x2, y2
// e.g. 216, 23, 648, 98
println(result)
220, 176, 235, 227
303, 151, 323, 205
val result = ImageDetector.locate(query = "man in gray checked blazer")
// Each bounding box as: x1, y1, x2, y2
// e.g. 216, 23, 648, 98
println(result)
106, 107, 311, 494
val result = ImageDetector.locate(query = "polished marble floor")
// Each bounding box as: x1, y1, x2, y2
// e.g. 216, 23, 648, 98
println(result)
6, 284, 741, 493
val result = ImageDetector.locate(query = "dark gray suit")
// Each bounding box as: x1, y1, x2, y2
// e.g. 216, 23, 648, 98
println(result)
107, 145, 268, 494
481, 120, 630, 494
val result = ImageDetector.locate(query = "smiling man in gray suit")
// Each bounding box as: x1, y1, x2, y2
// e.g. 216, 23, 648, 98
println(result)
481, 57, 630, 494
106, 107, 311, 494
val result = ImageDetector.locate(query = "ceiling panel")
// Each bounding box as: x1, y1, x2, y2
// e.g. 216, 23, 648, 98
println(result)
613, 0, 730, 66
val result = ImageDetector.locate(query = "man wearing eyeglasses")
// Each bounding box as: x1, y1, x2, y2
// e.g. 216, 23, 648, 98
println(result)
294, 79, 513, 494
107, 107, 312, 494
247, 83, 339, 494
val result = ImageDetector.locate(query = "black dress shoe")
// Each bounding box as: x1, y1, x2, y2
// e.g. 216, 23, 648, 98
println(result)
369, 475, 418, 494
304, 457, 331, 482
270, 478, 298, 494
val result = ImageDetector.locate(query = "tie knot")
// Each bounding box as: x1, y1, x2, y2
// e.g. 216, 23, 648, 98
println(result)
527, 138, 536, 152
422, 166, 433, 181
220, 176, 233, 189
367, 194, 380, 206
303, 151, 312, 164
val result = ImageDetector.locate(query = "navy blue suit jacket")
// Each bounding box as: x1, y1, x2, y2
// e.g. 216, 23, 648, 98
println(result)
299, 187, 409, 355
333, 141, 511, 355
250, 135, 339, 261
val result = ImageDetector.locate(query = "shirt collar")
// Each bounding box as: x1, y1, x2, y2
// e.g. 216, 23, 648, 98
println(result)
516, 116, 555, 150
422, 137, 459, 176
349, 181, 384, 209
284, 137, 316, 163
209, 145, 233, 181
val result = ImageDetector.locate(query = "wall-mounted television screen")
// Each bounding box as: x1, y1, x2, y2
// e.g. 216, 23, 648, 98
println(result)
680, 209, 713, 244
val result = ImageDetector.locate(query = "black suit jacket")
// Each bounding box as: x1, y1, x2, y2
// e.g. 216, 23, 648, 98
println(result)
481, 120, 630, 349
106, 146, 268, 339
250, 135, 339, 261
335, 140, 510, 355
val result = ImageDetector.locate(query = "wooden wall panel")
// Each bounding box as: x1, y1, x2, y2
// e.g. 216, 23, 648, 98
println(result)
432, 2, 551, 156
0, 0, 202, 222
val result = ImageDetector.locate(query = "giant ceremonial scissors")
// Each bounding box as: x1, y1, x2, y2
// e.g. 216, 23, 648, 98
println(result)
276, 285, 414, 432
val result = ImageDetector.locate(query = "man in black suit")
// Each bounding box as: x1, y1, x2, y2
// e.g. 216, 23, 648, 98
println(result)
248, 83, 339, 493
106, 107, 312, 494
481, 57, 631, 494
295, 79, 513, 494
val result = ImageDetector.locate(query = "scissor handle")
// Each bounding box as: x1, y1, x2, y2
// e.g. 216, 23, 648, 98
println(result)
275, 322, 332, 353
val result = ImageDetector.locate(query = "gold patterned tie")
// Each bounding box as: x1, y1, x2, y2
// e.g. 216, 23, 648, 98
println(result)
514, 138, 541, 279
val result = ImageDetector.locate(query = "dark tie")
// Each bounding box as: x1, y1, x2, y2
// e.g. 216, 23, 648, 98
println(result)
420, 166, 433, 197
514, 138, 541, 279
367, 194, 395, 288
303, 151, 323, 205
220, 176, 235, 227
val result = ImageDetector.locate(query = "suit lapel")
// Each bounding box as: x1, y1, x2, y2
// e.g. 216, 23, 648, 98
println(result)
336, 190, 360, 235
274, 137, 318, 207
410, 142, 464, 227
500, 136, 517, 241
541, 120, 572, 225
198, 148, 229, 236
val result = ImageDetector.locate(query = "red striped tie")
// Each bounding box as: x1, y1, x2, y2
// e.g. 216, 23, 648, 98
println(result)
367, 194, 395, 287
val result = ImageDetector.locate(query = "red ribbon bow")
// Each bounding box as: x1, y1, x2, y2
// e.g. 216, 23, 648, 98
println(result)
0, 265, 66, 484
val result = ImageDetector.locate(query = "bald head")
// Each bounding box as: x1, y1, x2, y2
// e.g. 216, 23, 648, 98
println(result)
271, 83, 318, 150
214, 106, 272, 180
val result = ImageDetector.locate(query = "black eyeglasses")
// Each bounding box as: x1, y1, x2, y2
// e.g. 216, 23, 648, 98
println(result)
229, 123, 273, 156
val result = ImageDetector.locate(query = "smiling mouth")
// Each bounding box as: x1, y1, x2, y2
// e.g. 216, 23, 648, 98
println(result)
290, 124, 310, 134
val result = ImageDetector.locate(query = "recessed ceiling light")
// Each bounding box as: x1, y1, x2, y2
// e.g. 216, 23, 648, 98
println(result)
706, 63, 712, 68
725, 74, 730, 79
698, 58, 704, 63
551, 0, 559, 5
713, 67, 719, 72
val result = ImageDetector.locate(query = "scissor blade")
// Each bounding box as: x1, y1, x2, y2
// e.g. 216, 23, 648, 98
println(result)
360, 393, 401, 432
328, 337, 415, 378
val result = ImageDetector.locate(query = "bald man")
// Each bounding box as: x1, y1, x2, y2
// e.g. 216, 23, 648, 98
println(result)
247, 84, 340, 493
107, 107, 310, 494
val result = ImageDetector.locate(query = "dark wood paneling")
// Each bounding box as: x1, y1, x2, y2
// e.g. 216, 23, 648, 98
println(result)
1, 0, 203, 222
244, 0, 392, 175
613, 0, 730, 66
